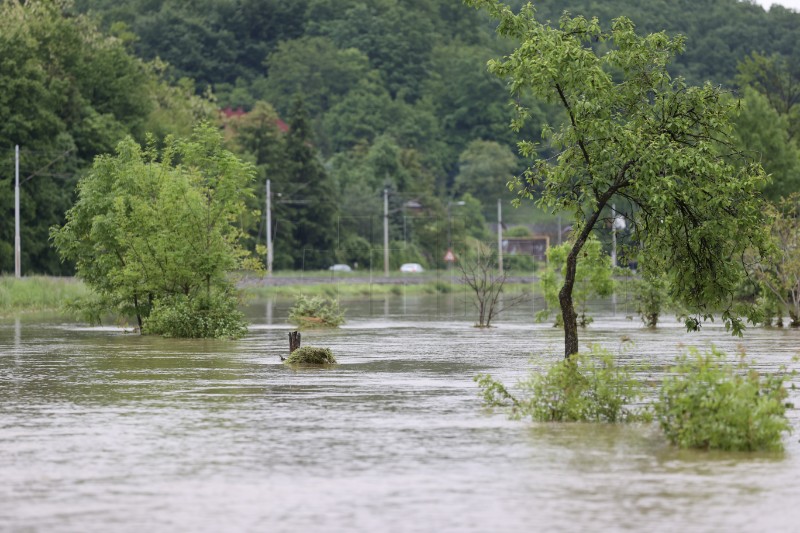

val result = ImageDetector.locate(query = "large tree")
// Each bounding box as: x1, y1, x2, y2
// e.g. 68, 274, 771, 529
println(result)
465, 1, 769, 357
51, 124, 255, 336
281, 98, 339, 270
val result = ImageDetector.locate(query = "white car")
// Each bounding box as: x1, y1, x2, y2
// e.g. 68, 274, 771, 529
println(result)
399, 263, 424, 273
328, 264, 352, 272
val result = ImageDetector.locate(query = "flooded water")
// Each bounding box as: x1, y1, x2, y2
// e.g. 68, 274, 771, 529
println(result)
2, 294, 800, 532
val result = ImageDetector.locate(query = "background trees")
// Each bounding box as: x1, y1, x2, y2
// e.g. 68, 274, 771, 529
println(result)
751, 193, 800, 327
3, 0, 800, 275
0, 0, 150, 274
0, 0, 214, 276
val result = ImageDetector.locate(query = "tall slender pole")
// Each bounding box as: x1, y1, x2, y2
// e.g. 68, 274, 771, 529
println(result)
14, 145, 21, 279
266, 178, 273, 276
611, 203, 617, 316
557, 213, 562, 245
497, 198, 503, 274
611, 203, 617, 268
383, 188, 389, 277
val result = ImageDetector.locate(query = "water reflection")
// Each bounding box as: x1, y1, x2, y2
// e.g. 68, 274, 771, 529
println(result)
1, 297, 799, 532
13, 317, 20, 350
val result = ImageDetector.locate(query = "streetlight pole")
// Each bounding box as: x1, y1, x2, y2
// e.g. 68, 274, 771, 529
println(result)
497, 198, 503, 274
611, 203, 617, 269
445, 200, 467, 247
446, 200, 465, 269
14, 145, 20, 278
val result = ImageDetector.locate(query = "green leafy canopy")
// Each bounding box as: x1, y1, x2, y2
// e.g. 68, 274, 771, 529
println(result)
465, 1, 770, 354
51, 123, 255, 336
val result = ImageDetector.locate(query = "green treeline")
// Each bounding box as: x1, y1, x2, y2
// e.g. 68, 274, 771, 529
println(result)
3, 0, 799, 274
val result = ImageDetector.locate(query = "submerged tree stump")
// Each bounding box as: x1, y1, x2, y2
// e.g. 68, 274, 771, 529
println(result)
284, 330, 336, 365
289, 330, 301, 354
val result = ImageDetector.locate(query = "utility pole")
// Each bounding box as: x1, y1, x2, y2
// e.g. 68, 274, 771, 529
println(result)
12, 146, 72, 278
557, 213, 562, 245
14, 145, 20, 278
497, 198, 503, 274
266, 178, 273, 276
383, 188, 389, 277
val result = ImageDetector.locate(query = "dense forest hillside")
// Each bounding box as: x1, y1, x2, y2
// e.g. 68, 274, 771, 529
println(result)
3, 0, 799, 273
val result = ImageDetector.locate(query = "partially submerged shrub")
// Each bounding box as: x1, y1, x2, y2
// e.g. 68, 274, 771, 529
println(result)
143, 292, 247, 339
285, 346, 337, 365
756, 291, 784, 327
536, 237, 613, 328
475, 346, 649, 423
288, 295, 345, 328
655, 346, 792, 452
632, 273, 669, 328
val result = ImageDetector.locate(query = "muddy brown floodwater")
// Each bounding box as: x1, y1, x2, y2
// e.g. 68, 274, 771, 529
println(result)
1, 294, 800, 532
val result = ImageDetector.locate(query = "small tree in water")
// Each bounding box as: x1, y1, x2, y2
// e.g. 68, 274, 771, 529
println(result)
465, 1, 769, 357
751, 193, 800, 327
459, 243, 527, 327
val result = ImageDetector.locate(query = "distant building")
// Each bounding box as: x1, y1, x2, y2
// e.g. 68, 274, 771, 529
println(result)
503, 236, 550, 261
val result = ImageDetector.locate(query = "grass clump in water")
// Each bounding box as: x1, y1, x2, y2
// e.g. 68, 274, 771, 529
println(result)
655, 346, 792, 452
475, 345, 649, 423
288, 295, 345, 328
143, 292, 247, 339
285, 346, 337, 365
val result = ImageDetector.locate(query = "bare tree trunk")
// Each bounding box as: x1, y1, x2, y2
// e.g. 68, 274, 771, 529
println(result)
559, 247, 579, 359
133, 293, 143, 333
289, 330, 301, 354
556, 186, 622, 358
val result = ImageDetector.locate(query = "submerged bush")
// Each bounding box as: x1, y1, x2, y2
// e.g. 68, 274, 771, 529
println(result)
536, 237, 614, 328
288, 295, 345, 328
285, 346, 337, 365
475, 346, 649, 423
655, 346, 792, 452
143, 292, 247, 339
632, 273, 669, 328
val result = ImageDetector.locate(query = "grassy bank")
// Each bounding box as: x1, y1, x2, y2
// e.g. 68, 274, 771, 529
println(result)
0, 274, 536, 316
241, 277, 536, 299
0, 276, 89, 315
243, 280, 464, 298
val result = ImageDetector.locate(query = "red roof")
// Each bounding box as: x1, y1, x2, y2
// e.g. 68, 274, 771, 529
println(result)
220, 106, 246, 118
220, 107, 290, 134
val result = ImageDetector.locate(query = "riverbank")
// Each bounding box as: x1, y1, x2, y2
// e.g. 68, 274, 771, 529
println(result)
0, 273, 538, 314
237, 271, 537, 297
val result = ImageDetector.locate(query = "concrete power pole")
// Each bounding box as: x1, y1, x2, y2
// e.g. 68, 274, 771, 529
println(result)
266, 178, 273, 276
14, 145, 20, 278
383, 188, 389, 277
